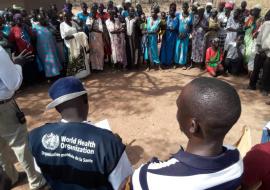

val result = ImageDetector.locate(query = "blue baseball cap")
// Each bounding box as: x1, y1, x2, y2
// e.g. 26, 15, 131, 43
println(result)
46, 77, 87, 110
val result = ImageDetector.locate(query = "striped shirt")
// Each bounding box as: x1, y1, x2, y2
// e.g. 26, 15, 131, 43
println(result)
130, 146, 243, 190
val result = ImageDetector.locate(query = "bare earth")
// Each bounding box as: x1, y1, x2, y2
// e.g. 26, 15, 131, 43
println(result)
13, 67, 270, 189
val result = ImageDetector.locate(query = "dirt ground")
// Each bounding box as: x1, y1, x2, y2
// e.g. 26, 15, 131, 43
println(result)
12, 67, 270, 189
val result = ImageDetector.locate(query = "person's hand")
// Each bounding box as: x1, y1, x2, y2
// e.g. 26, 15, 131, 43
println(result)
12, 49, 34, 65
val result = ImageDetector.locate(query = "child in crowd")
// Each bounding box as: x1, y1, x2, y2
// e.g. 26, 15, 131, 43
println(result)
205, 38, 224, 77
224, 34, 245, 75
159, 11, 167, 43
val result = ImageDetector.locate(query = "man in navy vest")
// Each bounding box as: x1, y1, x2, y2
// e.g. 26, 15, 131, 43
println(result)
29, 77, 132, 190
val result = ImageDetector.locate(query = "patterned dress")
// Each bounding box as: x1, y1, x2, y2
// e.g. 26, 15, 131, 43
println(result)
175, 13, 193, 65
191, 15, 208, 63
106, 18, 127, 66
86, 17, 104, 71
33, 24, 62, 78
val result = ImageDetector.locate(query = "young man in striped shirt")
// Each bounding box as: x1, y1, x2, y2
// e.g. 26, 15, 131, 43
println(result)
121, 77, 243, 190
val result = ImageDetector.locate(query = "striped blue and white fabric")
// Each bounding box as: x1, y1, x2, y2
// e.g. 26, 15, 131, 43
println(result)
131, 146, 243, 190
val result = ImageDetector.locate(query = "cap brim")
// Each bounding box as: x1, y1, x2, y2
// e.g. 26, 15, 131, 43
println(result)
46, 91, 88, 110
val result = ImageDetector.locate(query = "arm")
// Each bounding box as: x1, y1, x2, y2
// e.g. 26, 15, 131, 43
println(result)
205, 48, 211, 65
0, 46, 23, 91
108, 152, 133, 190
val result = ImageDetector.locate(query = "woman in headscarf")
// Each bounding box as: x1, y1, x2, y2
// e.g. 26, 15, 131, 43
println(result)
33, 14, 62, 80
160, 3, 179, 67
9, 13, 37, 85
106, 9, 127, 70
144, 4, 161, 71
86, 4, 104, 71
218, 2, 233, 50
97, 3, 111, 64
205, 8, 219, 50
244, 5, 263, 65
224, 8, 241, 51
174, 2, 193, 69
191, 6, 208, 69
60, 11, 90, 78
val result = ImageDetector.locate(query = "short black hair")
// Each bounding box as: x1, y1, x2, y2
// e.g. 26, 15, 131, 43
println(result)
180, 77, 241, 138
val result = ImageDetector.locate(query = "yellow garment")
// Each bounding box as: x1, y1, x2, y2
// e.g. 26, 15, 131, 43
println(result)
209, 18, 219, 30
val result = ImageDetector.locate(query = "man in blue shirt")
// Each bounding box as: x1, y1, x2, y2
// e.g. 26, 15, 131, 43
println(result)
121, 77, 243, 190
29, 77, 132, 190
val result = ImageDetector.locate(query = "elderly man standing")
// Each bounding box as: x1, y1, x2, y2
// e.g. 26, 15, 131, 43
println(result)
0, 46, 48, 189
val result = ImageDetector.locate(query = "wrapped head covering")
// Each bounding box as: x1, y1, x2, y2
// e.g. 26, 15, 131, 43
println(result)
206, 2, 213, 7
253, 4, 262, 10
13, 13, 22, 21
225, 2, 234, 10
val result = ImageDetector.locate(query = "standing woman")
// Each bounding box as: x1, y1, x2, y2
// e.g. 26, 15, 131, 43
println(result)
60, 11, 90, 78
160, 3, 179, 67
174, 2, 193, 69
144, 4, 161, 71
9, 13, 37, 85
106, 9, 127, 70
191, 7, 208, 69
86, 5, 104, 71
34, 14, 62, 80
244, 5, 262, 65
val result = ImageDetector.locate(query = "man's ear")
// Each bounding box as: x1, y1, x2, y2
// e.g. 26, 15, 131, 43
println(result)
189, 118, 199, 134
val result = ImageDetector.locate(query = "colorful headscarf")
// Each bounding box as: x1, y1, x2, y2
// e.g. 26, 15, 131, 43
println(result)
13, 13, 22, 21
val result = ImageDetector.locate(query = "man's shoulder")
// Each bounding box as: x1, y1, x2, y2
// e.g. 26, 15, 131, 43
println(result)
29, 122, 118, 143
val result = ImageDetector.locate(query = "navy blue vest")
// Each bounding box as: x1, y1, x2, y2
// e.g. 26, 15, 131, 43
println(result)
29, 122, 125, 190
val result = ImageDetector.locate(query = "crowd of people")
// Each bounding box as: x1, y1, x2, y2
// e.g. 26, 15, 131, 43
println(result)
0, 0, 270, 94
1, 0, 270, 190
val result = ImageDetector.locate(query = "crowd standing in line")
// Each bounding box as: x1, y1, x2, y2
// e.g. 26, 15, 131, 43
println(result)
1, 0, 270, 190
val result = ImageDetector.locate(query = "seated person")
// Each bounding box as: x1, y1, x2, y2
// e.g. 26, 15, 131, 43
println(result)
224, 34, 245, 75
242, 123, 270, 190
206, 38, 224, 77
121, 77, 243, 190
28, 77, 132, 190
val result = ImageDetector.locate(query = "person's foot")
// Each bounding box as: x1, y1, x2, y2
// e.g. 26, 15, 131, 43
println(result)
173, 65, 177, 69
12, 172, 27, 188
187, 64, 193, 70
246, 85, 256, 90
146, 67, 151, 72
266, 101, 270, 105
182, 66, 187, 70
261, 90, 269, 96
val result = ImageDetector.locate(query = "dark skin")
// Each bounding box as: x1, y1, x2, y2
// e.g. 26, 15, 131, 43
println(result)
241, 1, 247, 11
218, 3, 225, 13
37, 14, 48, 27
81, 4, 88, 15
146, 9, 159, 35
108, 11, 124, 34
128, 7, 136, 19
56, 95, 89, 123
168, 7, 177, 32
63, 12, 75, 40
176, 79, 241, 157
227, 10, 241, 32
177, 91, 224, 157
206, 5, 212, 14
179, 4, 190, 39
88, 7, 102, 33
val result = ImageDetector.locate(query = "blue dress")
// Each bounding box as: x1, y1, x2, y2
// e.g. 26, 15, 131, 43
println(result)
33, 25, 62, 78
174, 13, 193, 65
160, 16, 179, 65
76, 12, 92, 35
144, 17, 161, 64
